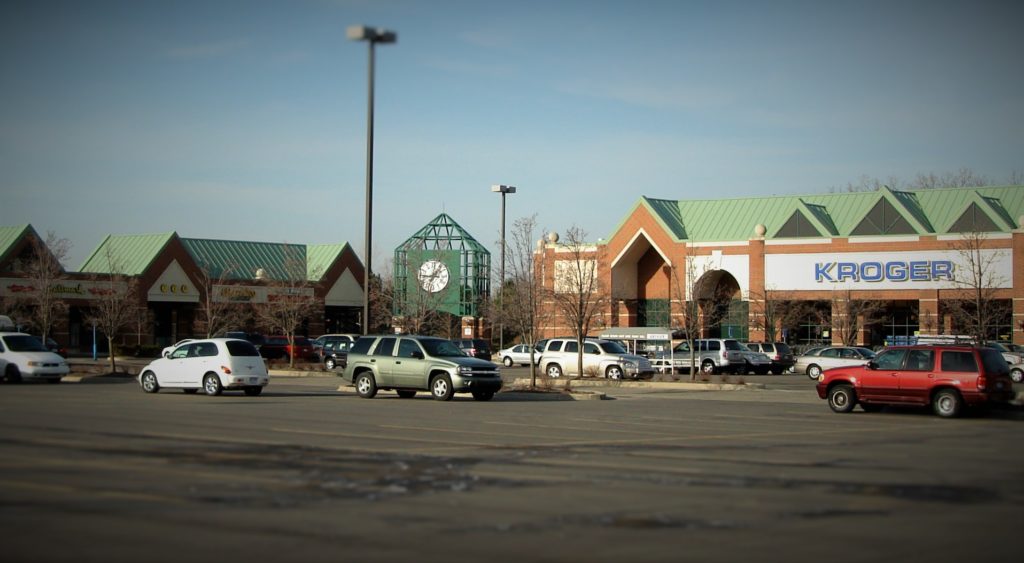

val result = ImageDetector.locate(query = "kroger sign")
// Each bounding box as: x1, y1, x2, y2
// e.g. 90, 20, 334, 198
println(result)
815, 260, 954, 283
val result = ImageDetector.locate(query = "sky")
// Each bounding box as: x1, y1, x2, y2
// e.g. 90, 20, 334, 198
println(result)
2, 0, 1022, 270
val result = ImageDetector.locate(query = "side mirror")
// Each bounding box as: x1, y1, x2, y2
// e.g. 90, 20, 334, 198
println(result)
163, 351, 171, 358
411, 351, 424, 359
866, 361, 877, 370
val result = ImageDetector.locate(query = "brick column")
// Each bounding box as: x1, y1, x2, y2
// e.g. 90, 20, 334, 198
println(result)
1014, 228, 1023, 344
748, 232, 766, 342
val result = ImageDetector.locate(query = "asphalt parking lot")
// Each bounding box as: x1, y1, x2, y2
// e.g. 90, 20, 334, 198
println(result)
1, 373, 1022, 562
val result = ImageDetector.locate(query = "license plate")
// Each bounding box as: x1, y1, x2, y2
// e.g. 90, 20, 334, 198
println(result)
249, 377, 257, 384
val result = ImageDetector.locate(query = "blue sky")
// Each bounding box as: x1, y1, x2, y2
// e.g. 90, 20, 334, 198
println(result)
2, 0, 1022, 270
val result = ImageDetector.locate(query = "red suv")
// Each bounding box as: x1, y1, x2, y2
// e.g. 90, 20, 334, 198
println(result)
815, 345, 1014, 418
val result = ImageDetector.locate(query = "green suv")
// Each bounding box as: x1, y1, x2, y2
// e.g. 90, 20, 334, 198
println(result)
342, 335, 503, 401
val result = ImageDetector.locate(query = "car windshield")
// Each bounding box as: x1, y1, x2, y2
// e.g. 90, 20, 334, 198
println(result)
724, 340, 748, 351
421, 339, 465, 357
855, 348, 876, 358
2, 335, 49, 352
598, 341, 627, 354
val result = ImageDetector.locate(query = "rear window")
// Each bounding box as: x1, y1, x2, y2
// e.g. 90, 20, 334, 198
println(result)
226, 340, 260, 357
724, 340, 745, 351
775, 343, 791, 355
293, 337, 311, 345
979, 348, 1009, 376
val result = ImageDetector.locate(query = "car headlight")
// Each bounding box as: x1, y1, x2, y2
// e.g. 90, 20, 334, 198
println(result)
27, 361, 42, 367
458, 366, 473, 374
621, 361, 637, 369
817, 374, 824, 382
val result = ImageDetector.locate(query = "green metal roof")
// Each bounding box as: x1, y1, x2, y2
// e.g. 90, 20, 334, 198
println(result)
78, 232, 175, 275
627, 186, 1024, 243
398, 213, 490, 254
0, 224, 31, 264
182, 238, 310, 282
307, 244, 350, 281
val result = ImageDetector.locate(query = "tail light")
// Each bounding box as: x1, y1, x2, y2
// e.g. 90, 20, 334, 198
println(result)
976, 374, 987, 391
221, 365, 233, 374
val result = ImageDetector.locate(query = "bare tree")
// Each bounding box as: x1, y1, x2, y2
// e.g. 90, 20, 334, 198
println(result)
501, 215, 550, 387
912, 167, 990, 189
367, 270, 394, 334
669, 257, 734, 380
87, 246, 140, 374
944, 231, 1009, 345
549, 226, 608, 378
748, 286, 792, 343
824, 289, 884, 346
12, 231, 71, 343
194, 260, 246, 338
254, 248, 321, 368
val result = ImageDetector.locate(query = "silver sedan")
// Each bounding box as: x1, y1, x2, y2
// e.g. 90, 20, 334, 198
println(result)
795, 346, 876, 379
496, 344, 539, 367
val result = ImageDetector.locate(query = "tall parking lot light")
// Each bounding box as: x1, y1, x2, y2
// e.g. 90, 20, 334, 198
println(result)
491, 184, 516, 351
348, 25, 396, 335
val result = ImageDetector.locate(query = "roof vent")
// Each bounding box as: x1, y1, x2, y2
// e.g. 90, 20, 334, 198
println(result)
255, 267, 266, 280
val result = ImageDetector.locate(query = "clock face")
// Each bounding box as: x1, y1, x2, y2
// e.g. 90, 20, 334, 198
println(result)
418, 260, 450, 293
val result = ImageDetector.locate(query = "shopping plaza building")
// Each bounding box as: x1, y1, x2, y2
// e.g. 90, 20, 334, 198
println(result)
0, 228, 364, 352
536, 186, 1023, 346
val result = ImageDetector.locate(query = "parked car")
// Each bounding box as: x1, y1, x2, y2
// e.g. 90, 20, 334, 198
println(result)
313, 334, 357, 362
40, 336, 67, 358
496, 344, 539, 367
453, 338, 492, 360
260, 335, 316, 361
1009, 362, 1023, 383
223, 332, 265, 350
657, 338, 770, 375
342, 335, 502, 401
815, 345, 1014, 418
138, 338, 269, 396
322, 338, 355, 371
539, 338, 655, 379
0, 332, 69, 383
161, 339, 195, 358
795, 346, 876, 379
743, 342, 795, 375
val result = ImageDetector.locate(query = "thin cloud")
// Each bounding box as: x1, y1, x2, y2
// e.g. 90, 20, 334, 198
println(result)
556, 77, 737, 112
165, 39, 251, 60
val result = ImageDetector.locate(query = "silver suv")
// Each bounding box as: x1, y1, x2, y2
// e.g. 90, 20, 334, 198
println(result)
539, 338, 655, 379
662, 339, 771, 375
342, 335, 502, 401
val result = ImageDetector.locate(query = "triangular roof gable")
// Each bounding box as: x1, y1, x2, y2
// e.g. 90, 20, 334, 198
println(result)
78, 232, 176, 275
849, 187, 931, 236
606, 198, 687, 246
773, 209, 822, 238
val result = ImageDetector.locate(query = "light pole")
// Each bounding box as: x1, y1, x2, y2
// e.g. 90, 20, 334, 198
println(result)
348, 25, 396, 335
491, 184, 516, 352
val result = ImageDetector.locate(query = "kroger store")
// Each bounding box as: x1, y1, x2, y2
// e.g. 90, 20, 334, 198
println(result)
536, 186, 1023, 346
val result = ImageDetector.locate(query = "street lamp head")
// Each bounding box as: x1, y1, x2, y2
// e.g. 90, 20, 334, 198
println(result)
347, 25, 397, 44
491, 184, 517, 194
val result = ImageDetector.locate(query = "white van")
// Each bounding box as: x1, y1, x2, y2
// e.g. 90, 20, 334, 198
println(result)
0, 332, 70, 383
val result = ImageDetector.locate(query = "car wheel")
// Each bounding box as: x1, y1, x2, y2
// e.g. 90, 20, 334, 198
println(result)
701, 360, 716, 375
5, 365, 22, 383
546, 364, 563, 378
827, 384, 856, 413
203, 373, 223, 396
244, 386, 263, 396
503, 356, 513, 367
605, 365, 623, 380
355, 373, 377, 398
431, 374, 454, 401
1011, 368, 1023, 383
807, 364, 822, 379
325, 358, 336, 370
932, 389, 963, 418
396, 390, 417, 399
140, 371, 159, 393
472, 390, 494, 401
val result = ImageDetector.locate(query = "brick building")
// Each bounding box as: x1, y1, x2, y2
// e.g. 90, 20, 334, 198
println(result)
0, 227, 364, 352
536, 186, 1023, 347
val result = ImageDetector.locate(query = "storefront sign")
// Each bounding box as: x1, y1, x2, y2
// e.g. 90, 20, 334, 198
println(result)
814, 260, 954, 283
0, 278, 128, 299
766, 249, 1011, 290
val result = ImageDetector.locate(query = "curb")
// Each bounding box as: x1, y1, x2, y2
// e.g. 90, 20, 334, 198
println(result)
508, 378, 765, 391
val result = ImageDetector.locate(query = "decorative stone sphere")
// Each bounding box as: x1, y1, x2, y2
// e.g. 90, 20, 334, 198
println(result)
547, 231, 559, 243
754, 224, 767, 237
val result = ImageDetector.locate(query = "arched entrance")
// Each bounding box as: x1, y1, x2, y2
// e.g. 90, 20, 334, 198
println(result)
693, 270, 745, 339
